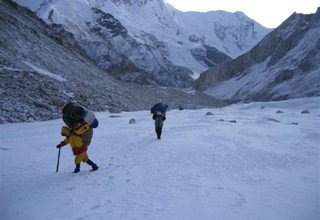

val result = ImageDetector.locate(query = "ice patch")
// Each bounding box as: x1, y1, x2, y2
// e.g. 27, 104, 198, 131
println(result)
23, 61, 67, 82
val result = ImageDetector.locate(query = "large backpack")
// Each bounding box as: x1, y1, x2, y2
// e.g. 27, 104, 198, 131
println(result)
62, 102, 98, 129
151, 103, 168, 114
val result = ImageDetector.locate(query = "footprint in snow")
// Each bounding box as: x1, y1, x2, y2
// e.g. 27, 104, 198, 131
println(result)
90, 205, 101, 210
267, 118, 280, 122
211, 186, 224, 191
232, 192, 246, 207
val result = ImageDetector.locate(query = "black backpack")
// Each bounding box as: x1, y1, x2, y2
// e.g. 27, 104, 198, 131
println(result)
62, 102, 85, 129
62, 102, 99, 129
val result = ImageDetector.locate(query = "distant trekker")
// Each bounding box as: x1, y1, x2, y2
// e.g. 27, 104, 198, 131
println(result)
151, 103, 168, 139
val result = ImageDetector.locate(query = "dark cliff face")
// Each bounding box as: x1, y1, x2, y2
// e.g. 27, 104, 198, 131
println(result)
191, 45, 231, 68
92, 8, 128, 37
195, 9, 320, 102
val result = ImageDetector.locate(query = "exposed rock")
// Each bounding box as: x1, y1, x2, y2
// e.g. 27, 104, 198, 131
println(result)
191, 45, 231, 68
108, 107, 122, 114
129, 118, 136, 124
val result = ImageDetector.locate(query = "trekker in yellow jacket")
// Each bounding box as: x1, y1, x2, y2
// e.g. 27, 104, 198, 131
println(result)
56, 122, 99, 173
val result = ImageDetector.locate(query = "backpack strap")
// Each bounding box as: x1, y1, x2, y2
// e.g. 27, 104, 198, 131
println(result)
73, 123, 90, 135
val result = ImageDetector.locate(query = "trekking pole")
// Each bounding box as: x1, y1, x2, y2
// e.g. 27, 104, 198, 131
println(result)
56, 147, 61, 172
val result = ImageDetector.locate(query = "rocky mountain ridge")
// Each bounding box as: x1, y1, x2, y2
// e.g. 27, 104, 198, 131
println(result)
195, 8, 320, 102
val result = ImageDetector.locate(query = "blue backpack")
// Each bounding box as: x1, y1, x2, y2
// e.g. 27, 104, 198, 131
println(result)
151, 103, 168, 114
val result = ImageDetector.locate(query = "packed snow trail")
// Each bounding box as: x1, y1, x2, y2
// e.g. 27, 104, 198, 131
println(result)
1, 98, 319, 220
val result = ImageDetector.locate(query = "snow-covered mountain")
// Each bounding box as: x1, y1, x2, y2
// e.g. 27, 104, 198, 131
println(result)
14, 0, 270, 87
0, 0, 227, 123
195, 8, 320, 102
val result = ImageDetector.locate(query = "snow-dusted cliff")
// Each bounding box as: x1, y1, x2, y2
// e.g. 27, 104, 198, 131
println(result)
195, 9, 320, 102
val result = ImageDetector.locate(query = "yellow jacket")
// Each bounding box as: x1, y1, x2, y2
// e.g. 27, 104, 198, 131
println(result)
60, 123, 92, 155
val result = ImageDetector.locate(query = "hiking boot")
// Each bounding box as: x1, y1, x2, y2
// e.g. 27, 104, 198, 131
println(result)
74, 164, 80, 173
91, 163, 99, 171
87, 159, 99, 171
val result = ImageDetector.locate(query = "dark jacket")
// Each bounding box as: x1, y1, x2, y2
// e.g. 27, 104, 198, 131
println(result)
152, 112, 166, 121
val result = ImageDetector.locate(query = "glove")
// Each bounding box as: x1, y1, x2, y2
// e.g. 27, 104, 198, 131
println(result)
56, 141, 67, 148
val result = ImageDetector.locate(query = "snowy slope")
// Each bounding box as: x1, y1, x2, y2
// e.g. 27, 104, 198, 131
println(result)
11, 0, 43, 11
1, 97, 319, 220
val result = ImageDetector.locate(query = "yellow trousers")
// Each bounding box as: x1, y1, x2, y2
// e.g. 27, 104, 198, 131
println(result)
74, 152, 89, 165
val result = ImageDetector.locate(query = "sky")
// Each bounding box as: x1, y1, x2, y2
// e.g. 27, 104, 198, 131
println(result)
164, 0, 319, 28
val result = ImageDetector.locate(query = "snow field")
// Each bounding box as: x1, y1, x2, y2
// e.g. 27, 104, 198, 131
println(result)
1, 97, 319, 220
